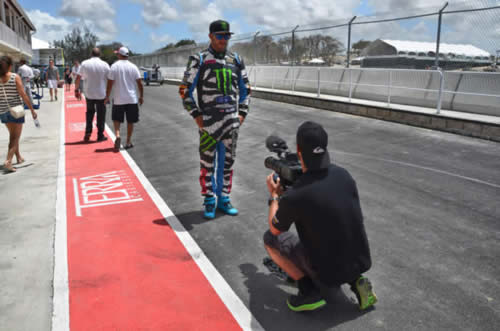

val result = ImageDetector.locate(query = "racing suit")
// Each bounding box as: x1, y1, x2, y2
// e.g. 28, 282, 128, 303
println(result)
179, 46, 251, 197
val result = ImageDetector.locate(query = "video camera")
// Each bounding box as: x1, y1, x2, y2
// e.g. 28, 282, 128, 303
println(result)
264, 136, 303, 188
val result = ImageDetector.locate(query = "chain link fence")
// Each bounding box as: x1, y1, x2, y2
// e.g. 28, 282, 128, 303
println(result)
130, 2, 500, 116
131, 2, 499, 71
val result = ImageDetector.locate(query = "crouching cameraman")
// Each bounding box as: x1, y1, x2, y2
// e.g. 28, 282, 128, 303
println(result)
264, 121, 377, 312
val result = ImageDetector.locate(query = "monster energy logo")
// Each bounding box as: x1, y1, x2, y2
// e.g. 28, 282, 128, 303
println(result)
200, 131, 217, 152
221, 22, 227, 30
214, 68, 232, 95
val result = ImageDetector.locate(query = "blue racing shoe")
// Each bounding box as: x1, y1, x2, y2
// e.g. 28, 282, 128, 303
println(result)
217, 196, 238, 216
203, 196, 216, 219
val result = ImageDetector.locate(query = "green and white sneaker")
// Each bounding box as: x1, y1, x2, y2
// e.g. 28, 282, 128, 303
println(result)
287, 290, 326, 312
352, 276, 377, 310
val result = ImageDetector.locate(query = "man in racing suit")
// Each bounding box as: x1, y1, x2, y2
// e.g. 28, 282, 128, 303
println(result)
179, 20, 251, 219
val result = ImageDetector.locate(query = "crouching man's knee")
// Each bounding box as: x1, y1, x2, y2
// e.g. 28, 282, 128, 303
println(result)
263, 229, 278, 248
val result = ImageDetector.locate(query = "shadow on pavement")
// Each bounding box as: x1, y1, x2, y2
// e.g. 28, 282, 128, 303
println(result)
94, 147, 116, 153
169, 210, 227, 231
65, 140, 100, 145
240, 263, 366, 330
2, 162, 34, 174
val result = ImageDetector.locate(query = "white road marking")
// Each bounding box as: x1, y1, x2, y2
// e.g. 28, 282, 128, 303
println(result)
338, 151, 500, 189
52, 94, 70, 331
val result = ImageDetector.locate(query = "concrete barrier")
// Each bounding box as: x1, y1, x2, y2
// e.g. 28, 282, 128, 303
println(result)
244, 66, 500, 117
163, 79, 500, 143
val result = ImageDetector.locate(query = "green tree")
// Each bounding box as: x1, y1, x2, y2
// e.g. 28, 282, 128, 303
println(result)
53, 27, 99, 65
98, 42, 123, 65
352, 40, 372, 51
175, 39, 196, 47
161, 39, 196, 51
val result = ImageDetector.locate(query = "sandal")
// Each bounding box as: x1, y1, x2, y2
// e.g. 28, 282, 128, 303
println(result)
124, 143, 134, 149
3, 161, 16, 173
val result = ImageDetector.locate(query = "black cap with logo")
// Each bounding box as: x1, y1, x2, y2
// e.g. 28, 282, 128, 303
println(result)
209, 20, 234, 34
296, 121, 331, 171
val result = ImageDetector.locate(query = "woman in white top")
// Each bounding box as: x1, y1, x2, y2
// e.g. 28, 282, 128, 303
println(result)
0, 56, 38, 172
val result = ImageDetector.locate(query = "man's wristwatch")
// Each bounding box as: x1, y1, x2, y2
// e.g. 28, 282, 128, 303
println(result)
268, 196, 280, 206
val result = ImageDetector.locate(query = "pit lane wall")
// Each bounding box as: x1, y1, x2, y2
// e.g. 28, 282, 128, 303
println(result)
149, 65, 500, 142
156, 66, 500, 118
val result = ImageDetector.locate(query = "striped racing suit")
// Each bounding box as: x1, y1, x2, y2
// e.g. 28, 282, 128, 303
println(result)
179, 46, 251, 197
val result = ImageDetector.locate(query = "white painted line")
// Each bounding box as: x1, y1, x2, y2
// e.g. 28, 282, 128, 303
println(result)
338, 151, 500, 189
105, 125, 264, 331
73, 178, 82, 217
52, 95, 70, 331
80, 198, 143, 210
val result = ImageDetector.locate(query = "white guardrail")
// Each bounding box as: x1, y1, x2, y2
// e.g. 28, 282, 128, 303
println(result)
159, 66, 500, 117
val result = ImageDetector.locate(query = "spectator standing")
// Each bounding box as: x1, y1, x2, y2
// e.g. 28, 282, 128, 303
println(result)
17, 58, 34, 106
72, 60, 82, 99
104, 47, 143, 152
75, 48, 110, 142
0, 56, 38, 172
64, 67, 72, 91
46, 60, 59, 101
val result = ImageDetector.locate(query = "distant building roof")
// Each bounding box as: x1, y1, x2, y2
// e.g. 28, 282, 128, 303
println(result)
382, 39, 491, 57
32, 38, 51, 50
9, 0, 36, 31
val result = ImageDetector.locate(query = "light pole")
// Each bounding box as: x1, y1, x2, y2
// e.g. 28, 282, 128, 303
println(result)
291, 25, 299, 66
434, 2, 449, 69
346, 16, 357, 68
253, 31, 260, 65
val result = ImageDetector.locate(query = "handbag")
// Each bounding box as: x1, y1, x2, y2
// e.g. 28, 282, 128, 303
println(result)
1, 75, 25, 119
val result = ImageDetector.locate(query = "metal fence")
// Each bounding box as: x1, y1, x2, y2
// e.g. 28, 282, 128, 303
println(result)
160, 66, 500, 117
131, 2, 500, 70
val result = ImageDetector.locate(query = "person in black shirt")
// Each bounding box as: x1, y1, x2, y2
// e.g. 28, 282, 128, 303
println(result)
264, 121, 377, 312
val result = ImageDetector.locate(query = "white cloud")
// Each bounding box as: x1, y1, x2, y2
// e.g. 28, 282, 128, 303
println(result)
179, 1, 224, 40
132, 24, 141, 32
151, 32, 175, 46
28, 10, 73, 43
132, 0, 178, 27
59, 0, 118, 42
215, 0, 361, 31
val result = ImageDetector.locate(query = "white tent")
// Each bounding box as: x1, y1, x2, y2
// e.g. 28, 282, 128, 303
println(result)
383, 39, 491, 58
32, 37, 51, 50
308, 58, 325, 64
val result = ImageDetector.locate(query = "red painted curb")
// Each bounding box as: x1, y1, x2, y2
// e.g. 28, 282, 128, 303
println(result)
63, 88, 241, 330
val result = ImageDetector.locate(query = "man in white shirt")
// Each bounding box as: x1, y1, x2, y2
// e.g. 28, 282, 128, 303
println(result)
17, 58, 34, 106
75, 48, 110, 142
72, 60, 83, 98
104, 46, 144, 152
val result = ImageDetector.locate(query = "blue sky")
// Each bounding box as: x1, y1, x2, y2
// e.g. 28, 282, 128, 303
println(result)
21, 0, 375, 53
19, 0, 500, 55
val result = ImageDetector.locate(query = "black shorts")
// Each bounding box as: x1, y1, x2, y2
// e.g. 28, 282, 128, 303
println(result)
112, 103, 139, 123
263, 230, 317, 279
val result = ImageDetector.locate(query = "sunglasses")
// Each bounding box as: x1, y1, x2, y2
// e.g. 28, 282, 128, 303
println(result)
215, 34, 231, 41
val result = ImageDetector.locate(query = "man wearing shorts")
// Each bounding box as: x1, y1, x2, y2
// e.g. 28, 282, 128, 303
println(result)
46, 60, 59, 101
104, 47, 143, 151
264, 121, 377, 312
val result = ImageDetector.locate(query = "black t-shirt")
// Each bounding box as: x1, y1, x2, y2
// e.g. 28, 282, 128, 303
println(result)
273, 164, 372, 286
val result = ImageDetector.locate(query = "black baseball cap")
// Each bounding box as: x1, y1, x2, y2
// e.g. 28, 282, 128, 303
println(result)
209, 20, 233, 34
296, 121, 331, 171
